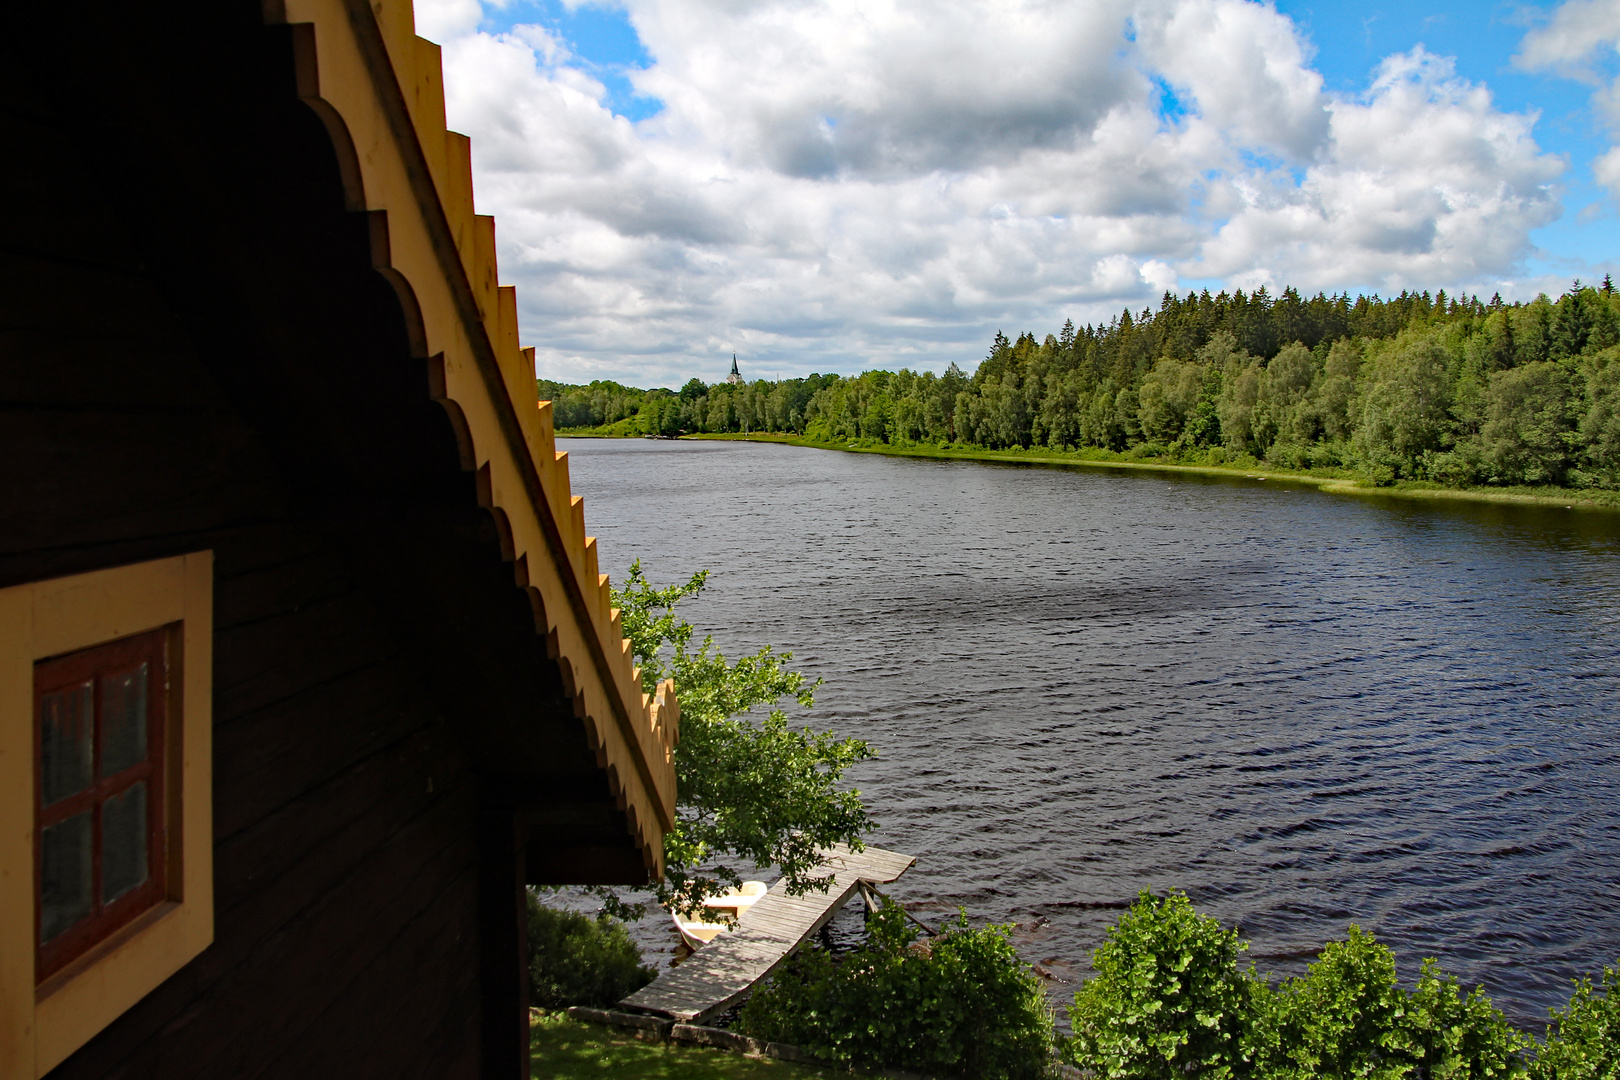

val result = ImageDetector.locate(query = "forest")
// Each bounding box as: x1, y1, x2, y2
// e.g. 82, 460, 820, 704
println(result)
543, 279, 1620, 490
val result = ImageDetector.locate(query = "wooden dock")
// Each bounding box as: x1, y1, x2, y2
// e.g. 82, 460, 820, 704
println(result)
618, 844, 916, 1022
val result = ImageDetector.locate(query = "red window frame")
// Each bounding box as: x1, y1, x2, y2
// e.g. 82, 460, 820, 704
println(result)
34, 627, 169, 982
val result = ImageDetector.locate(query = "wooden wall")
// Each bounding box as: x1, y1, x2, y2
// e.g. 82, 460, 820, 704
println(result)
0, 3, 634, 1076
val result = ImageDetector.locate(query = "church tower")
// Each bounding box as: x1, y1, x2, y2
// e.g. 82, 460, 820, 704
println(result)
727, 353, 742, 385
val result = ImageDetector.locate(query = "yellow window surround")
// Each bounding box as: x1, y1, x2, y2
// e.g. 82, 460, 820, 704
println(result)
0, 552, 214, 1079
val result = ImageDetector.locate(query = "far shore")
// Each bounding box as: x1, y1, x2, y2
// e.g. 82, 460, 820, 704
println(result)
556, 430, 1620, 513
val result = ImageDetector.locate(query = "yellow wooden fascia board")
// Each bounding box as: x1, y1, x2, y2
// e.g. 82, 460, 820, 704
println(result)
273, 0, 676, 865
406, 36, 449, 193
441, 131, 477, 281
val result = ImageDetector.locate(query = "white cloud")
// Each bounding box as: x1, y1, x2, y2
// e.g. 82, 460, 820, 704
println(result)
1596, 145, 1620, 190
1197, 49, 1561, 292
1515, 0, 1620, 78
1133, 0, 1329, 161
414, 0, 483, 43
1516, 0, 1620, 197
629, 0, 1144, 179
423, 0, 1569, 385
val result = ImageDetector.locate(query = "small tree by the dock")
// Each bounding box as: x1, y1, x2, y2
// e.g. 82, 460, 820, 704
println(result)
611, 560, 876, 918
738, 899, 1054, 1080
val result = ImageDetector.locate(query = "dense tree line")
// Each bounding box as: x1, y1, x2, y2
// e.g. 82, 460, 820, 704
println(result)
545, 279, 1620, 488
543, 372, 844, 439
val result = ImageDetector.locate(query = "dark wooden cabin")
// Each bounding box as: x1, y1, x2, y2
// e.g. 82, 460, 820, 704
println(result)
0, 2, 677, 1076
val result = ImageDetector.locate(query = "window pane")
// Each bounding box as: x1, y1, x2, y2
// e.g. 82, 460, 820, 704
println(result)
40, 682, 94, 805
41, 811, 93, 942
102, 782, 149, 904
101, 662, 149, 777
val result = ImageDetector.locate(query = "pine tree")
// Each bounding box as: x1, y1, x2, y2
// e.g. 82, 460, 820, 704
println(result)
1553, 280, 1592, 360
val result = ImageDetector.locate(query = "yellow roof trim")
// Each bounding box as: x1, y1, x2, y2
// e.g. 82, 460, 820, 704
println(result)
268, 0, 676, 875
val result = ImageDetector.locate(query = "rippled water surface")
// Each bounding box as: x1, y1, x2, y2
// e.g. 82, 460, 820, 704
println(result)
565, 438, 1620, 1028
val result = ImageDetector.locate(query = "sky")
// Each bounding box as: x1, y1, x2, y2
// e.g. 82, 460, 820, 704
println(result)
411, 0, 1620, 386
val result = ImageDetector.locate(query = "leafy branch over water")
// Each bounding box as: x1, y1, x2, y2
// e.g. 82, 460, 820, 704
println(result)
612, 561, 874, 918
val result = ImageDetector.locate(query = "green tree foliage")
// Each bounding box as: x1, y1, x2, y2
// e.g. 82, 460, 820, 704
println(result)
1476, 362, 1579, 485
1532, 962, 1620, 1080
1067, 891, 1253, 1079
538, 378, 649, 429
1138, 359, 1205, 445
525, 892, 655, 1009
1402, 960, 1530, 1080
1354, 332, 1454, 483
611, 562, 875, 917
1064, 895, 1539, 1080
1255, 341, 1319, 454
1254, 927, 1430, 1079
1249, 928, 1528, 1079
541, 282, 1620, 491
543, 372, 841, 437
736, 901, 1054, 1080
1580, 347, 1620, 484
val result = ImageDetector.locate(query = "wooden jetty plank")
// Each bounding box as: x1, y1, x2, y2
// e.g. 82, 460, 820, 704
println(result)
619, 844, 915, 1022
626, 929, 787, 1020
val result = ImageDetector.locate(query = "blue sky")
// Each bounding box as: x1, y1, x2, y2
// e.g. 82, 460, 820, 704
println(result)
480, 1, 660, 119
422, 0, 1620, 384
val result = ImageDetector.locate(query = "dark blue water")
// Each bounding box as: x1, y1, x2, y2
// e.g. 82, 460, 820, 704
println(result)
564, 437, 1620, 1030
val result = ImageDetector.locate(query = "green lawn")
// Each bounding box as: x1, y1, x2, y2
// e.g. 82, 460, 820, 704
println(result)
530, 1011, 839, 1080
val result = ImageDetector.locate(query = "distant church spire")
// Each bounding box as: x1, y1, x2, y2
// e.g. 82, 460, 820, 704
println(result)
727, 353, 742, 384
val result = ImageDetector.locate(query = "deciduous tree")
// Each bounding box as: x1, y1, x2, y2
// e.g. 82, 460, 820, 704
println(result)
612, 562, 875, 917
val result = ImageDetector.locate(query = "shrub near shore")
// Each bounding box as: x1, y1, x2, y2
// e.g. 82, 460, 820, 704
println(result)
737, 901, 1054, 1080
1065, 891, 1618, 1080
525, 892, 654, 1010
529, 887, 1619, 1078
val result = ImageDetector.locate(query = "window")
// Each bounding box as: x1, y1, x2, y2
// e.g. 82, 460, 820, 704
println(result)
1, 552, 213, 1079
35, 628, 170, 981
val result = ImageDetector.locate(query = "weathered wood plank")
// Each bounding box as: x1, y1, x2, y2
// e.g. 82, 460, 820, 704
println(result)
620, 844, 915, 1022
210, 725, 463, 924
212, 588, 407, 725
210, 662, 437, 842
211, 538, 348, 634
61, 776, 479, 1080
168, 790, 478, 1080
252, 865, 481, 1080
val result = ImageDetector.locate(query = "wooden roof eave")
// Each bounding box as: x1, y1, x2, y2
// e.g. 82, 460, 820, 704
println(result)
264, 0, 676, 877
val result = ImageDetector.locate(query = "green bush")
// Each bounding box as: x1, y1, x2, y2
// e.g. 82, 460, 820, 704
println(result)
736, 901, 1054, 1080
1402, 958, 1527, 1080
1250, 925, 1415, 1079
1066, 890, 1254, 1079
1067, 897, 1538, 1080
1249, 927, 1524, 1079
525, 891, 655, 1009
1532, 962, 1620, 1080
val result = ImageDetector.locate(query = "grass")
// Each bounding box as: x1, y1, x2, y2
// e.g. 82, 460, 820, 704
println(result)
530, 1011, 839, 1080
665, 432, 1620, 512
557, 418, 647, 438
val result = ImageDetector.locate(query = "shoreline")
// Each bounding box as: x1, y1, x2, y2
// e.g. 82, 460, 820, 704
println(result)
557, 431, 1620, 512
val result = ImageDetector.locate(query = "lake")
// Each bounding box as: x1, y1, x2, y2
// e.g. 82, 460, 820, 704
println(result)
564, 437, 1620, 1029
